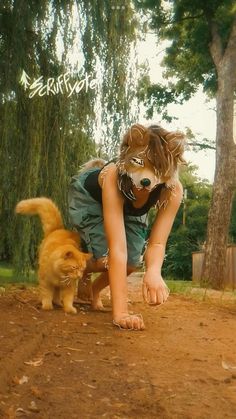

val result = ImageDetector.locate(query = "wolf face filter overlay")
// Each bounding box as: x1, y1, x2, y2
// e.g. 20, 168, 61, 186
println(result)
116, 124, 186, 201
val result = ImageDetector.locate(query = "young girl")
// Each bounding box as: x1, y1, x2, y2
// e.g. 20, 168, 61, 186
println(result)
68, 124, 185, 330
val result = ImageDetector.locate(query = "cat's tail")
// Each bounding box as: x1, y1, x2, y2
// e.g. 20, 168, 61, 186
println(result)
15, 197, 64, 237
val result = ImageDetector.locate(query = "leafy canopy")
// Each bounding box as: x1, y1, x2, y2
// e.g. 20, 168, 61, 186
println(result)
136, 0, 236, 118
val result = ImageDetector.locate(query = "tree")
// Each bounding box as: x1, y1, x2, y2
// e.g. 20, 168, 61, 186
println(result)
229, 193, 236, 243
0, 0, 95, 274
136, 0, 236, 289
77, 0, 139, 156
0, 1, 139, 276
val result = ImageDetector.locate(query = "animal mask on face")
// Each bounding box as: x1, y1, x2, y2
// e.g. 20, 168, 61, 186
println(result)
116, 123, 185, 201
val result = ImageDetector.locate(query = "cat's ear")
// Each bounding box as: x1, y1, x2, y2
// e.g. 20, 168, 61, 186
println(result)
64, 251, 74, 259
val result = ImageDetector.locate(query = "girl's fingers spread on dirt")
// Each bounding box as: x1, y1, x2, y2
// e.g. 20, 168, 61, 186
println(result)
157, 290, 169, 305
126, 317, 133, 329
157, 293, 164, 305
148, 289, 157, 304
142, 283, 148, 302
132, 318, 139, 329
132, 316, 145, 330
164, 288, 170, 301
132, 317, 142, 330
113, 315, 145, 331
156, 292, 161, 304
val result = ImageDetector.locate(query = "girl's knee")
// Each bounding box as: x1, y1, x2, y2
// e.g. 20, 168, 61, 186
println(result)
127, 265, 138, 275
87, 257, 138, 275
87, 257, 108, 273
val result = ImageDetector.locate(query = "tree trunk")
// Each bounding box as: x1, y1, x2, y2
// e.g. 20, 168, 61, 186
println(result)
201, 46, 236, 288
201, 148, 235, 289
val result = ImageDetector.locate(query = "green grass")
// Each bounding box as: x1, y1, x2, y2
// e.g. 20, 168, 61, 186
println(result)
0, 263, 235, 305
0, 262, 14, 284
166, 279, 193, 295
166, 278, 236, 305
0, 262, 37, 287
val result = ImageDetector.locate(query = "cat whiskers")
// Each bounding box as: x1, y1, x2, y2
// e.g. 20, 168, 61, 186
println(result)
60, 276, 72, 287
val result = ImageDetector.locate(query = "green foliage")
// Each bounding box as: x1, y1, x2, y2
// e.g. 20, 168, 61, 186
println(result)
165, 166, 212, 279
135, 0, 236, 119
148, 165, 212, 279
165, 170, 236, 278
136, 0, 236, 287
0, 262, 37, 286
0, 0, 139, 277
0, 0, 95, 277
164, 226, 196, 279
78, 0, 139, 157
185, 127, 216, 151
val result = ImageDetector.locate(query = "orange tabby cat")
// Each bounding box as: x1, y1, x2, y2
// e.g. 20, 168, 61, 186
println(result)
15, 197, 90, 314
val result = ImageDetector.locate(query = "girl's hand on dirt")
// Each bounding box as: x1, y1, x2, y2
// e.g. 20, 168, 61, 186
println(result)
142, 271, 170, 305
113, 313, 145, 330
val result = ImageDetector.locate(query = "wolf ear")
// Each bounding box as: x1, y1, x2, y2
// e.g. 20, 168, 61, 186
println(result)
165, 131, 186, 160
123, 124, 149, 148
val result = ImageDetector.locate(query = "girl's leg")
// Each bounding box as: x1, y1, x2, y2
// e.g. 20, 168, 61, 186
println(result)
86, 257, 108, 273
78, 257, 137, 311
77, 257, 107, 302
91, 271, 109, 310
91, 265, 136, 311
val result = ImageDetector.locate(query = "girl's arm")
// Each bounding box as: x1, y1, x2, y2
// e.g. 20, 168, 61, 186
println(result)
143, 180, 183, 304
101, 164, 144, 329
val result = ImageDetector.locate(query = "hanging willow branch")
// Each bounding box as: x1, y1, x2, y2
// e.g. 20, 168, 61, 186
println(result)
0, 0, 140, 277
77, 0, 139, 157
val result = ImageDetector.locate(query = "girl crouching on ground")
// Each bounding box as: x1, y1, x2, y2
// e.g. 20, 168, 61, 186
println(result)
68, 124, 185, 330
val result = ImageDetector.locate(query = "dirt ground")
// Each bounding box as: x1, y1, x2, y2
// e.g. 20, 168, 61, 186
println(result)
0, 275, 236, 419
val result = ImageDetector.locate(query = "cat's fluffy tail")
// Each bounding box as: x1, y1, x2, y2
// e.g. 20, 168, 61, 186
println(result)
15, 197, 64, 237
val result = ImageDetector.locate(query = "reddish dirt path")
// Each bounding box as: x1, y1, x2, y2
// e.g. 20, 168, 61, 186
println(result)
0, 277, 236, 419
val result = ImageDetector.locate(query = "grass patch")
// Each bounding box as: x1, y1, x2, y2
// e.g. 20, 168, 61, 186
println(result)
0, 262, 14, 285
0, 262, 37, 287
166, 279, 193, 295
165, 278, 236, 305
1, 262, 235, 306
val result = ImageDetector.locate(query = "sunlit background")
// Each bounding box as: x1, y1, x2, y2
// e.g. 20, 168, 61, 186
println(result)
138, 35, 216, 182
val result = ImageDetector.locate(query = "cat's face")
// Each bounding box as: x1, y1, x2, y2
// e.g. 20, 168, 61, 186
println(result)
60, 260, 84, 280
53, 249, 90, 286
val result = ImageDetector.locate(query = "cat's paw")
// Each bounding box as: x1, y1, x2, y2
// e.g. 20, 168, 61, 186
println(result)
42, 301, 53, 310
64, 306, 77, 314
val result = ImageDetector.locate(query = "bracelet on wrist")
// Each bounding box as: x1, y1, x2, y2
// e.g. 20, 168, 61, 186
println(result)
147, 242, 165, 249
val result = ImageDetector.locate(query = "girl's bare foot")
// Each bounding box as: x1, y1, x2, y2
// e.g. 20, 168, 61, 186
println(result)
91, 272, 109, 310
113, 313, 145, 330
91, 292, 107, 311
